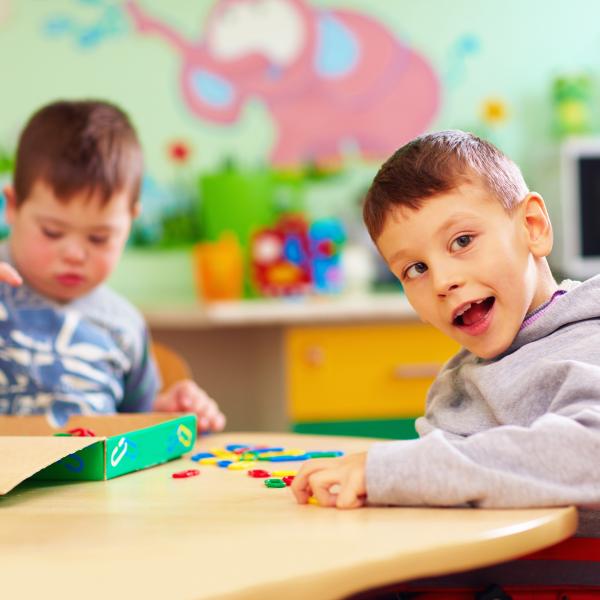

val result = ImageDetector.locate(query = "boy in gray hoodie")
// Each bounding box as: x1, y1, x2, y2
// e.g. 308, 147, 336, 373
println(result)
291, 130, 600, 539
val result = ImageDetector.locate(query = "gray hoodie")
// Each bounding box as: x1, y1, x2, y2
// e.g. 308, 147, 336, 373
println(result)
366, 275, 600, 536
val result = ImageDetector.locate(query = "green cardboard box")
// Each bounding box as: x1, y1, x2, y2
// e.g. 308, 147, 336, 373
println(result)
0, 413, 197, 495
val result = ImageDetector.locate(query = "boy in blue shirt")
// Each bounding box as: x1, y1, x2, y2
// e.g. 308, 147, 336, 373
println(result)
0, 99, 225, 431
292, 130, 600, 539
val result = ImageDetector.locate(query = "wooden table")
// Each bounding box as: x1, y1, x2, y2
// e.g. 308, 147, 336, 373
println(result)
0, 432, 577, 600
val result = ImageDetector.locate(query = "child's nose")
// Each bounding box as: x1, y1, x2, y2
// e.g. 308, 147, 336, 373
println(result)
433, 268, 465, 297
61, 240, 87, 264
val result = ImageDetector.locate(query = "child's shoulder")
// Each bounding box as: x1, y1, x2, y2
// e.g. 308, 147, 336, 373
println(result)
73, 285, 147, 334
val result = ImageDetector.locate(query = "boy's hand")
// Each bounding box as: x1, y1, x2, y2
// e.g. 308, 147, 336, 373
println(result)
291, 452, 368, 509
0, 263, 22, 287
153, 379, 226, 433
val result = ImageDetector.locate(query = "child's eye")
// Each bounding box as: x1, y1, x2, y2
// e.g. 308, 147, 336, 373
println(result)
88, 235, 109, 245
404, 262, 428, 280
42, 227, 62, 239
450, 234, 473, 251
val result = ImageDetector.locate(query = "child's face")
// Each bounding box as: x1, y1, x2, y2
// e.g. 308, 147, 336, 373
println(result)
5, 180, 138, 303
377, 181, 551, 359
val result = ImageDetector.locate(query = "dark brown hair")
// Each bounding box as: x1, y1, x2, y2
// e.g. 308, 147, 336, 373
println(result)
363, 130, 529, 241
13, 99, 143, 209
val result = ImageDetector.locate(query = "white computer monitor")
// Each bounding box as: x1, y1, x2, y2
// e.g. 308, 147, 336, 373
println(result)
560, 137, 600, 279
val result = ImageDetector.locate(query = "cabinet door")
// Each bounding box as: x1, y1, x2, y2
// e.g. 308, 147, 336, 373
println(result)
286, 323, 460, 421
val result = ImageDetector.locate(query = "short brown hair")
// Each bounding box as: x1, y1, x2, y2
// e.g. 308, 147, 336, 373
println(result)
13, 99, 143, 208
363, 130, 529, 241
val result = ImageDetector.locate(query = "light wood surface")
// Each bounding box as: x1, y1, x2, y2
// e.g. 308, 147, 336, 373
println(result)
143, 293, 416, 329
0, 432, 577, 600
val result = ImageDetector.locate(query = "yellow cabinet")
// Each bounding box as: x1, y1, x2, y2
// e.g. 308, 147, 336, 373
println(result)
286, 323, 460, 423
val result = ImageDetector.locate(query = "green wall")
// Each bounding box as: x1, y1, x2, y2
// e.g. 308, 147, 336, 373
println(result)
0, 0, 597, 302
2, 1, 598, 174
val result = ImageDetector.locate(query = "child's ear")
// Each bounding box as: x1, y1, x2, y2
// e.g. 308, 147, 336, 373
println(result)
3, 185, 17, 226
521, 192, 553, 258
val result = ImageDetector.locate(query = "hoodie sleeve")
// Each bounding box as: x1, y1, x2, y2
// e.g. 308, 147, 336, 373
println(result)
366, 363, 600, 509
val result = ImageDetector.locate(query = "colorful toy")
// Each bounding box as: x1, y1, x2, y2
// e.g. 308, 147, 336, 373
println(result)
194, 443, 343, 468
251, 214, 345, 296
191, 444, 344, 464
309, 219, 345, 294
247, 469, 271, 478
67, 427, 96, 437
264, 478, 287, 488
187, 443, 343, 501
191, 452, 214, 461
172, 469, 200, 479
251, 214, 312, 296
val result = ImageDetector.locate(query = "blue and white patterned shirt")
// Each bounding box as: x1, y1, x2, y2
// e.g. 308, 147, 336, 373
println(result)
0, 243, 159, 425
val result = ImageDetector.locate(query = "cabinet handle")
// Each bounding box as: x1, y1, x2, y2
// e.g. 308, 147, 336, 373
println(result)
304, 346, 325, 367
393, 363, 442, 379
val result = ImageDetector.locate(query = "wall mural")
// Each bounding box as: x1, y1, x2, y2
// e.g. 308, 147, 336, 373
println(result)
0, 0, 9, 27
126, 0, 440, 167
444, 33, 480, 88
44, 0, 127, 49
0, 0, 591, 300
6, 0, 444, 298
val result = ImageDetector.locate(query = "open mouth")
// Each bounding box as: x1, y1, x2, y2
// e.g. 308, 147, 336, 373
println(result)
453, 297, 495, 327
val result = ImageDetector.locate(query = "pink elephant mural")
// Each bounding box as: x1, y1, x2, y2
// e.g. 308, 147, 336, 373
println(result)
0, 0, 10, 26
126, 0, 440, 167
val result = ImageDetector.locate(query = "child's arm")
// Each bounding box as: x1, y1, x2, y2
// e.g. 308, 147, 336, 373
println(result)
153, 380, 226, 432
293, 362, 600, 511
291, 453, 367, 508
364, 392, 600, 510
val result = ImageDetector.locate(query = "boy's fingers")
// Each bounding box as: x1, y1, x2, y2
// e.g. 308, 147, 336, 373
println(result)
0, 263, 22, 286
337, 492, 366, 510
291, 456, 367, 509
291, 462, 322, 503
203, 397, 220, 416
336, 470, 366, 509
210, 411, 226, 431
154, 391, 176, 412
309, 470, 343, 508
290, 476, 311, 504
291, 458, 342, 503
175, 383, 215, 413
179, 395, 193, 409
196, 397, 219, 421
184, 393, 223, 432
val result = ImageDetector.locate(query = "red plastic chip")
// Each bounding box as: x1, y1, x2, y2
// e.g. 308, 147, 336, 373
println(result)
172, 469, 200, 479
67, 427, 96, 437
247, 469, 271, 478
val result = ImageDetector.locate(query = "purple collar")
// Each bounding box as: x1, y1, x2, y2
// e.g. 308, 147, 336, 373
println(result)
520, 289, 567, 330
